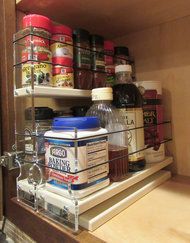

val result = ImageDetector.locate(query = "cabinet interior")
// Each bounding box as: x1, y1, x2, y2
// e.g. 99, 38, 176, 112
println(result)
15, 1, 190, 176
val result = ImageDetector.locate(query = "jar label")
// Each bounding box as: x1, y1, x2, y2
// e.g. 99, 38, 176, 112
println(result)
22, 62, 52, 86
22, 51, 51, 63
92, 48, 105, 70
75, 46, 91, 68
44, 137, 109, 187
25, 36, 49, 48
52, 73, 74, 88
51, 35, 73, 59
142, 90, 164, 150
118, 108, 145, 162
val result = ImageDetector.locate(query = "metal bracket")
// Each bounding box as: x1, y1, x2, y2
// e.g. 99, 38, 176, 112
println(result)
0, 151, 24, 170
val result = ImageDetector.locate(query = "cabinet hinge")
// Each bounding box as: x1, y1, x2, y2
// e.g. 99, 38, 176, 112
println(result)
0, 151, 24, 170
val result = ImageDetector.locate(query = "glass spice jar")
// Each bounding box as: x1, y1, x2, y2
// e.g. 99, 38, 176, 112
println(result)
73, 28, 92, 89
50, 24, 73, 66
21, 14, 52, 86
90, 35, 106, 88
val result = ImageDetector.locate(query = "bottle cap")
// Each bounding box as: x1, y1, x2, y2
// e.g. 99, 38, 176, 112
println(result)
23, 14, 52, 32
90, 35, 104, 46
73, 28, 90, 42
104, 40, 114, 51
52, 24, 72, 36
52, 117, 100, 130
25, 107, 54, 120
114, 46, 129, 56
115, 64, 132, 73
92, 87, 113, 101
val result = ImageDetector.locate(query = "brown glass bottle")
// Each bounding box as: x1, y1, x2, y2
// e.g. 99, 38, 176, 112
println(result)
113, 65, 146, 172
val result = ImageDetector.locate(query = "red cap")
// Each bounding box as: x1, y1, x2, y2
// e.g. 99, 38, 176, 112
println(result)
23, 14, 52, 32
104, 40, 114, 50
52, 25, 72, 36
52, 56, 73, 66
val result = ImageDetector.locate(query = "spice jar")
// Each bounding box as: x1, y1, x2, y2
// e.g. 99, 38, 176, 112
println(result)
22, 15, 52, 87
50, 25, 73, 66
73, 28, 92, 89
24, 107, 54, 163
91, 35, 106, 88
114, 46, 129, 65
52, 58, 74, 88
104, 40, 114, 65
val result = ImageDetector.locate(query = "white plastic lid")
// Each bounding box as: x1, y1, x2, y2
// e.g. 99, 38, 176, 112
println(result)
115, 64, 132, 73
91, 87, 113, 101
135, 81, 162, 94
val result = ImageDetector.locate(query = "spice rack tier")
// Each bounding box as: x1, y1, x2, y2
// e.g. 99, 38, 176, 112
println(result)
14, 86, 91, 98
17, 157, 172, 231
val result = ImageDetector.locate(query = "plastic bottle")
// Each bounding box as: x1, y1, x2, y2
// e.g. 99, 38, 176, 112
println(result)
86, 87, 128, 181
113, 65, 146, 172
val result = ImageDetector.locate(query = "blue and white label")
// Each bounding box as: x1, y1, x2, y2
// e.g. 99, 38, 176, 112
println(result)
45, 136, 109, 188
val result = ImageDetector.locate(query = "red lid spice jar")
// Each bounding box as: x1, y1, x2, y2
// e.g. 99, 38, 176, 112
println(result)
73, 28, 92, 90
21, 14, 52, 86
52, 60, 74, 88
104, 40, 114, 65
50, 25, 73, 66
90, 35, 106, 88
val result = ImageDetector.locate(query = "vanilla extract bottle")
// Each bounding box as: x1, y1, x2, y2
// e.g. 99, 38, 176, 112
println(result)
113, 65, 146, 172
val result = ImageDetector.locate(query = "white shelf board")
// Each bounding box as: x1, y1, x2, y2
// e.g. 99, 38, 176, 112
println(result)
79, 170, 171, 231
14, 86, 91, 98
38, 156, 173, 215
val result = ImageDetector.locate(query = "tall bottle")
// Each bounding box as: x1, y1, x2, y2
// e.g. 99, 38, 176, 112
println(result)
113, 65, 146, 172
86, 87, 128, 181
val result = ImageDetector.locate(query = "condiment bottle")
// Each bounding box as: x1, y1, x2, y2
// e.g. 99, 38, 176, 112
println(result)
113, 65, 146, 172
90, 35, 106, 88
86, 87, 128, 181
50, 24, 73, 66
114, 46, 129, 65
22, 14, 52, 86
73, 28, 92, 89
135, 81, 165, 163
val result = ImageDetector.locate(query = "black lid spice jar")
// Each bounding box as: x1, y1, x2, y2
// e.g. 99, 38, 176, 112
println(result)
90, 34, 106, 88
73, 28, 92, 89
114, 46, 129, 65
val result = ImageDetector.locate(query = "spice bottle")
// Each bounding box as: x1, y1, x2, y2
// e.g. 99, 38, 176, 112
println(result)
73, 28, 92, 89
22, 14, 52, 86
104, 40, 115, 87
90, 35, 106, 88
50, 24, 73, 66
86, 87, 128, 181
113, 65, 146, 172
24, 107, 54, 162
52, 60, 74, 88
114, 46, 129, 65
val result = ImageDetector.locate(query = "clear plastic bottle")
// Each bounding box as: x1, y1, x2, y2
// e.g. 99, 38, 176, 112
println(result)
113, 65, 146, 172
86, 87, 128, 181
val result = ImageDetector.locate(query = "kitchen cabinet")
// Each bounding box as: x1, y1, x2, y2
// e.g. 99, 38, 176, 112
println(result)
0, 0, 190, 242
